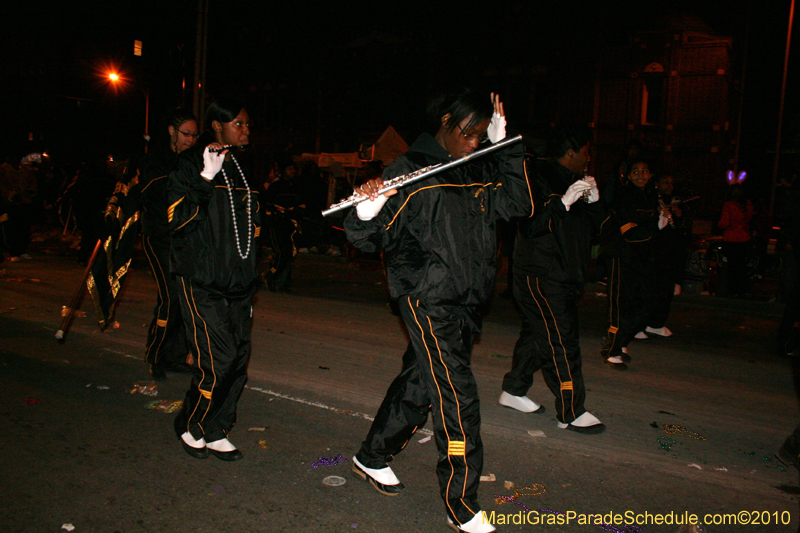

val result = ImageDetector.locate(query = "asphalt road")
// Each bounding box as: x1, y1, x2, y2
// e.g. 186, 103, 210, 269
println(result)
1, 242, 798, 533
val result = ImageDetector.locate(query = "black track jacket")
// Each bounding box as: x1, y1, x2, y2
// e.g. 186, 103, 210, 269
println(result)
138, 149, 179, 240
344, 133, 533, 307
167, 143, 261, 296
513, 159, 607, 286
599, 181, 659, 261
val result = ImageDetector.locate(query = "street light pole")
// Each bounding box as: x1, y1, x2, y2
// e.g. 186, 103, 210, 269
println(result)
107, 72, 151, 153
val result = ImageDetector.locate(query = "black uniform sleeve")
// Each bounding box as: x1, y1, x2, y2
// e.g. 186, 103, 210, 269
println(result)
167, 151, 215, 234
586, 199, 610, 232
343, 157, 418, 253
487, 143, 535, 221
517, 164, 568, 239
612, 194, 657, 244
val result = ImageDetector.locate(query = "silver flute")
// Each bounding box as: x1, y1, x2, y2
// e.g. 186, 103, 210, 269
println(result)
208, 144, 245, 153
322, 134, 523, 217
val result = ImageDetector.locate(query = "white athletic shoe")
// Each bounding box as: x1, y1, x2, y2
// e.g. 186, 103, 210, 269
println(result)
645, 326, 672, 337
498, 391, 543, 413
634, 331, 649, 340
447, 511, 496, 533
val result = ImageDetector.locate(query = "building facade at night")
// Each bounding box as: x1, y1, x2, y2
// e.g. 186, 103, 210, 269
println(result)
553, 16, 741, 217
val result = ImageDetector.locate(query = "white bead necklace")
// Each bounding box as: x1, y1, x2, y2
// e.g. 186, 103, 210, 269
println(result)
219, 154, 252, 260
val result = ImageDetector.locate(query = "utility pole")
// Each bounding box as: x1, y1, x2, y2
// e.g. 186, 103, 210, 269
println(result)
192, 0, 209, 128
771, 0, 795, 214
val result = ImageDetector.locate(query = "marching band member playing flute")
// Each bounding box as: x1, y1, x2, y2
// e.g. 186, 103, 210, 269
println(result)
499, 125, 608, 434
167, 98, 260, 461
343, 88, 533, 533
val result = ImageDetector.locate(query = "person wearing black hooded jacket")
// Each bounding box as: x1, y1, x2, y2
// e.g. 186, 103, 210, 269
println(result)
135, 108, 199, 380
499, 125, 607, 435
599, 159, 668, 370
167, 98, 261, 462
343, 90, 531, 533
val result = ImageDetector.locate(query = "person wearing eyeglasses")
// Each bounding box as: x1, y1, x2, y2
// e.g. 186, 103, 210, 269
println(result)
137, 108, 199, 380
343, 88, 533, 533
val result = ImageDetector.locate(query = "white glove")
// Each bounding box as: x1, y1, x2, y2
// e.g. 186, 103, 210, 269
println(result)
583, 176, 600, 203
356, 194, 389, 221
200, 146, 225, 181
658, 215, 669, 230
487, 112, 506, 143
561, 180, 591, 211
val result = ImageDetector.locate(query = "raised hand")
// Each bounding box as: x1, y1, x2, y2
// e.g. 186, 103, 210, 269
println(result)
488, 92, 507, 143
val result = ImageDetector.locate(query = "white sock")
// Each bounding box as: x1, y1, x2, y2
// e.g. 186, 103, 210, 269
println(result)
206, 438, 237, 452
353, 456, 401, 485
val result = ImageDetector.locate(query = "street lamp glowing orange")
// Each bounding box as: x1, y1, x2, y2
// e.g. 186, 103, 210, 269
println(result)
108, 72, 119, 82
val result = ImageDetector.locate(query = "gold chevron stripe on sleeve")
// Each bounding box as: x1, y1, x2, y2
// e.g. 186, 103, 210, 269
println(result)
167, 197, 184, 223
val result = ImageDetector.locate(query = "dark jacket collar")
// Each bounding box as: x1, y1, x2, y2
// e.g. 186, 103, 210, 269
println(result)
407, 133, 452, 162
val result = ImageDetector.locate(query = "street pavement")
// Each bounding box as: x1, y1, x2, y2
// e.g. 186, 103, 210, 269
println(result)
1, 239, 798, 533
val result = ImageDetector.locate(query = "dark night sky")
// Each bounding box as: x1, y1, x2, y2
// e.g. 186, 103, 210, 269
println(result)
2, 0, 798, 184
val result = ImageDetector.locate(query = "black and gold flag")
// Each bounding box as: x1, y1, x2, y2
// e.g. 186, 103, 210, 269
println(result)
87, 169, 141, 328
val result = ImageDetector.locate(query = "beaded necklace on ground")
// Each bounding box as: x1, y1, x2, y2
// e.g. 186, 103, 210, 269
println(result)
219, 153, 252, 260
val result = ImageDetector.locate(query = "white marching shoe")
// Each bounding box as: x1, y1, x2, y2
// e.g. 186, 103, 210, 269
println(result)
634, 331, 649, 340
447, 511, 496, 533
557, 411, 606, 435
205, 437, 243, 461
352, 456, 404, 495
645, 326, 672, 337
498, 391, 544, 413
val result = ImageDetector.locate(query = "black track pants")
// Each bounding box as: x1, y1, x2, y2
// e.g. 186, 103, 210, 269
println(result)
143, 236, 188, 368
502, 275, 586, 424
174, 278, 252, 443
357, 297, 485, 527
604, 256, 654, 355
